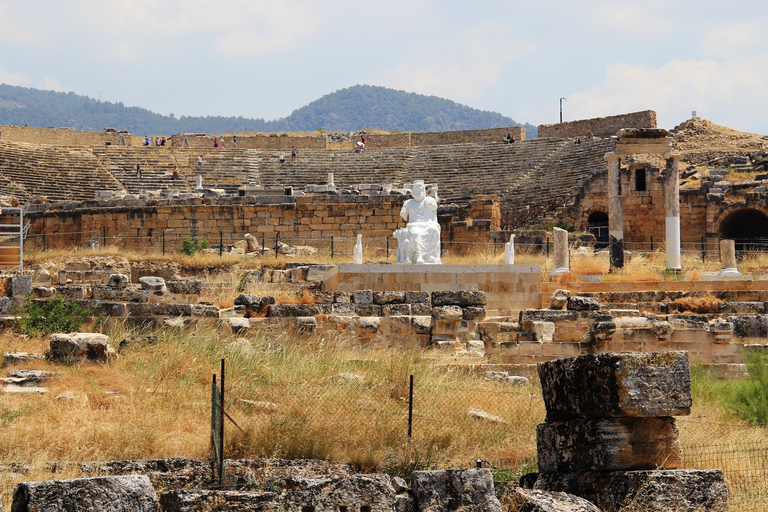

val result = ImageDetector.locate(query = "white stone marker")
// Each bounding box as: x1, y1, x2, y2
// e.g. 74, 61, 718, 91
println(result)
505, 234, 515, 265
196, 174, 203, 189
354, 234, 363, 264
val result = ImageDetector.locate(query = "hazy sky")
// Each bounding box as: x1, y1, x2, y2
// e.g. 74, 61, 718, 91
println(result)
1, 0, 767, 133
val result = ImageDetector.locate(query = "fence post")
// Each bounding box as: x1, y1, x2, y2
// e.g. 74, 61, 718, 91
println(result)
386, 237, 389, 260
43, 233, 47, 252
262, 234, 265, 256
408, 375, 414, 441
219, 231, 223, 257
275, 233, 279, 258
162, 230, 165, 256
331, 236, 334, 259
701, 235, 705, 262
219, 359, 225, 488
650, 236, 653, 252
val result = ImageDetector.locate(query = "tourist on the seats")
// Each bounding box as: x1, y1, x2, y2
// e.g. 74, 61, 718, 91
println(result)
143, 136, 150, 146
161, 137, 166, 146
291, 146, 297, 161
198, 155, 203, 167
172, 166, 179, 180
355, 141, 365, 153
221, 138, 226, 149
136, 163, 142, 178
214, 138, 219, 148
233, 136, 237, 148
279, 153, 285, 164
399, 180, 441, 264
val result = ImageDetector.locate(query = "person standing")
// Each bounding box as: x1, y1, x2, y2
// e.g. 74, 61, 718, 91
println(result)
136, 162, 142, 178
198, 155, 203, 168
291, 146, 297, 161
233, 135, 238, 148
279, 153, 285, 164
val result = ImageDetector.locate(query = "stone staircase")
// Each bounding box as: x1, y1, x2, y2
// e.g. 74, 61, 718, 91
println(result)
171, 149, 262, 193
0, 141, 125, 203
91, 147, 192, 195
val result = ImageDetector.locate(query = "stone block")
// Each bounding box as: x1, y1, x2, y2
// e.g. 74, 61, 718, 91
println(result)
521, 309, 579, 322
12, 275, 32, 297
373, 291, 406, 304
333, 291, 352, 304
404, 291, 430, 304
332, 303, 356, 316
355, 304, 381, 317
538, 352, 692, 421
225, 317, 251, 334
463, 306, 486, 321
159, 489, 279, 512
411, 316, 432, 335
500, 486, 599, 512
92, 286, 147, 302
352, 290, 373, 304
233, 293, 261, 308
383, 304, 411, 316
105, 274, 129, 288
537, 417, 681, 472
12, 475, 158, 512
432, 305, 463, 320
267, 304, 322, 317
49, 333, 116, 363
358, 317, 380, 334
313, 291, 334, 304
535, 469, 728, 512
138, 276, 166, 291
568, 296, 600, 311
550, 289, 570, 309
411, 303, 432, 316
411, 469, 501, 512
166, 279, 203, 295
431, 290, 487, 307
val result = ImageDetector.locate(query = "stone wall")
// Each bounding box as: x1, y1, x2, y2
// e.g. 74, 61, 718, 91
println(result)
17, 193, 502, 252
0, 125, 131, 146
168, 134, 327, 150
538, 111, 657, 139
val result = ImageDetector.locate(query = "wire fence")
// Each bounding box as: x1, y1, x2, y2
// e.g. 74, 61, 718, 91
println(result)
20, 229, 768, 263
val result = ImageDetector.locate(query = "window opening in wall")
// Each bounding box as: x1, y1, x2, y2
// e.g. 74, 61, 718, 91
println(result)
635, 168, 647, 192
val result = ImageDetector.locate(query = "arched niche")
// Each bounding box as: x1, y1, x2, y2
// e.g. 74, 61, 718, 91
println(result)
587, 211, 609, 249
718, 208, 768, 254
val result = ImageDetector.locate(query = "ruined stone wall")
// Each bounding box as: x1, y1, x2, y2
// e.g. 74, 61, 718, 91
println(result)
538, 111, 657, 139
20, 194, 501, 251
0, 125, 131, 146
168, 134, 326, 150
411, 126, 526, 146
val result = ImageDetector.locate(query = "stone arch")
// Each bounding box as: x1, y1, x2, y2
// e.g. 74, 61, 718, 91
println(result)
587, 211, 609, 249
717, 207, 768, 254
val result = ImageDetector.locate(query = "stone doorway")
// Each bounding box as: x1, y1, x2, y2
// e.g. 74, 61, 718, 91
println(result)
588, 211, 609, 249
719, 208, 768, 255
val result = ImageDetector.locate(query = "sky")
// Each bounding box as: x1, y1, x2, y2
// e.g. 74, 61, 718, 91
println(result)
1, 0, 767, 134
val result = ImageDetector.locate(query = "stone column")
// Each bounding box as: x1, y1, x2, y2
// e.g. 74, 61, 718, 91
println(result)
606, 153, 624, 270
551, 227, 569, 275
327, 173, 334, 186
719, 239, 740, 276
196, 174, 203, 189
504, 234, 515, 265
665, 154, 682, 270
353, 234, 363, 265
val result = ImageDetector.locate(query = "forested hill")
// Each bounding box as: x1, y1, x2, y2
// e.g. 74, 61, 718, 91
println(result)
0, 83, 536, 138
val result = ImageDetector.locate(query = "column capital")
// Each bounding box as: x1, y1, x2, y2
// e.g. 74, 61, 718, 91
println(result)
664, 152, 682, 161
604, 152, 622, 163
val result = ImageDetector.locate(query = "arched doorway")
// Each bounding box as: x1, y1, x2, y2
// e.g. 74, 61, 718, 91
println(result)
588, 211, 609, 249
719, 208, 768, 254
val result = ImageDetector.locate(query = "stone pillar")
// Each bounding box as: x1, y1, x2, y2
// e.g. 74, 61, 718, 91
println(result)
665, 154, 681, 270
551, 227, 569, 275
327, 173, 334, 186
353, 234, 363, 265
504, 234, 515, 265
196, 174, 203, 189
606, 154, 624, 270
719, 239, 740, 276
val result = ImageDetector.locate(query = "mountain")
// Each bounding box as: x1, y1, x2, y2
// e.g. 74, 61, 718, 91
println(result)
0, 83, 537, 138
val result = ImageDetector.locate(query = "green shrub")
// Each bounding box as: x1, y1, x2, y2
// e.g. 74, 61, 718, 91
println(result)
721, 351, 768, 425
14, 294, 93, 336
180, 236, 209, 255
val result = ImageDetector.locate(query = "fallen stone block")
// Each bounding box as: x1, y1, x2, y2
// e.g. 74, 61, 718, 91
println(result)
139, 276, 166, 292
49, 333, 116, 364
431, 290, 487, 307
12, 474, 158, 512
567, 296, 600, 311
412, 469, 501, 512
277, 474, 396, 512
535, 469, 728, 512
105, 274, 129, 289
538, 352, 692, 421
159, 489, 279, 512
537, 417, 681, 472
500, 486, 599, 512
166, 279, 204, 295
2, 352, 45, 367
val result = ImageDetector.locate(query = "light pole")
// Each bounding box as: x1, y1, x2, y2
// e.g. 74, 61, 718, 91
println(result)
560, 97, 567, 124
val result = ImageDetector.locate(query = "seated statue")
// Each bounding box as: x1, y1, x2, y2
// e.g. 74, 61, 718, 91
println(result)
396, 180, 441, 264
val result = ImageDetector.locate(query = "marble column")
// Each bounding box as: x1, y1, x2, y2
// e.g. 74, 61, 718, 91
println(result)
665, 154, 682, 270
719, 239, 740, 276
606, 153, 624, 270
551, 227, 569, 275
196, 174, 203, 189
504, 234, 515, 265
354, 234, 363, 264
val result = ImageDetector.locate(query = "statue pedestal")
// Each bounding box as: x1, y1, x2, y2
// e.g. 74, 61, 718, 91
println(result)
322, 264, 541, 314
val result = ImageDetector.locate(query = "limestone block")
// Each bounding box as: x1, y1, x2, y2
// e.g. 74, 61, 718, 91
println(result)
139, 276, 166, 291
550, 289, 570, 309
12, 275, 32, 297
106, 274, 129, 289
358, 317, 380, 334
431, 290, 487, 307
92, 286, 147, 302
296, 316, 316, 334
538, 352, 692, 421
432, 305, 463, 320
32, 286, 55, 298
333, 291, 352, 304
267, 304, 322, 317
49, 333, 116, 364
313, 291, 334, 304
530, 321, 555, 342
535, 469, 728, 512
411, 469, 501, 512
412, 303, 432, 316
12, 475, 158, 512
521, 309, 579, 323
166, 279, 203, 295
383, 304, 411, 316
568, 296, 600, 311
32, 269, 51, 285
404, 291, 430, 304
191, 304, 220, 318
466, 339, 485, 357
3, 352, 45, 367
225, 317, 250, 334
411, 316, 432, 334
352, 290, 374, 304
591, 321, 616, 341
462, 306, 486, 321
159, 489, 279, 512
58, 285, 90, 300
386, 316, 414, 335
233, 293, 261, 308
355, 304, 382, 317
537, 417, 681, 472
500, 486, 599, 512
331, 303, 355, 316
651, 320, 674, 340
374, 291, 406, 305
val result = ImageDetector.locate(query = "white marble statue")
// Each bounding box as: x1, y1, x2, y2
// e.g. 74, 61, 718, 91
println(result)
393, 228, 411, 263
396, 180, 441, 264
354, 234, 363, 264
504, 234, 515, 265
